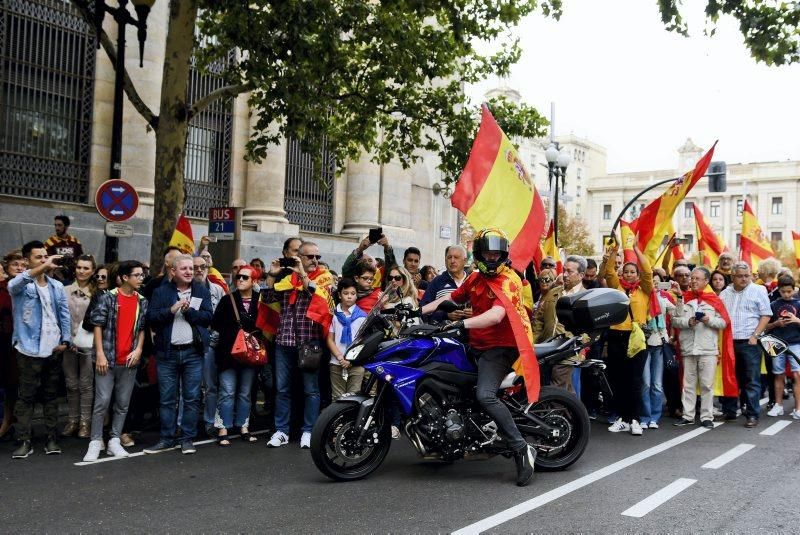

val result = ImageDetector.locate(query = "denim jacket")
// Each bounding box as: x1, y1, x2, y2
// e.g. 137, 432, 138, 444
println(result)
146, 279, 212, 355
89, 288, 148, 367
7, 270, 71, 357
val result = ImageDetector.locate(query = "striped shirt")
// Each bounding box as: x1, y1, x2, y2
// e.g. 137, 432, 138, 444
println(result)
719, 282, 772, 340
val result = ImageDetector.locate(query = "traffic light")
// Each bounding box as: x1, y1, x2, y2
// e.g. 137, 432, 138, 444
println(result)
708, 161, 727, 192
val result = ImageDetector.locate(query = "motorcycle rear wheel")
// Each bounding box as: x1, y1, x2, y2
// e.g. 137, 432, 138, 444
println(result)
310, 402, 392, 481
516, 385, 590, 472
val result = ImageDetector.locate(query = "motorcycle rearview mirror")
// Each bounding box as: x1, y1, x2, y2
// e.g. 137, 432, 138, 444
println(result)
437, 300, 459, 313
759, 334, 789, 356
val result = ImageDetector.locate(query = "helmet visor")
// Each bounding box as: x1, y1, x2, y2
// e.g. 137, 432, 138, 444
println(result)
479, 235, 508, 253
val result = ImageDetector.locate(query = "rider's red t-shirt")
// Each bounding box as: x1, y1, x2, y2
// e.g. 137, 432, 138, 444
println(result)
449, 273, 516, 351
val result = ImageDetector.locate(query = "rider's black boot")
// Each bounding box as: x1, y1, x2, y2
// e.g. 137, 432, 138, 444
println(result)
513, 445, 536, 486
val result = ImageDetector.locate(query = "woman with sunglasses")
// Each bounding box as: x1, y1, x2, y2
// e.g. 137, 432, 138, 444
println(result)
383, 265, 420, 315
603, 239, 653, 437
61, 255, 97, 438
211, 265, 264, 446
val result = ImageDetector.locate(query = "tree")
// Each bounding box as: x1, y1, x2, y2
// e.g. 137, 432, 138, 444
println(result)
553, 203, 596, 257
71, 0, 800, 269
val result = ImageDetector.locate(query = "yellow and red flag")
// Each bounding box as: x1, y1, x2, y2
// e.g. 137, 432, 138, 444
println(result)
169, 214, 195, 254
792, 231, 800, 268
256, 268, 335, 337
541, 220, 562, 274
207, 267, 229, 294
451, 105, 547, 270
619, 219, 637, 264
693, 204, 728, 268
740, 200, 773, 271
631, 142, 717, 263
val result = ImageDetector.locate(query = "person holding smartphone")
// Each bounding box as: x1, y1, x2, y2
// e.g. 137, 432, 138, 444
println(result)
340, 228, 397, 289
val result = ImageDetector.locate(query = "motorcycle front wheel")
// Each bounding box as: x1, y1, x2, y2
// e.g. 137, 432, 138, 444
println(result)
515, 385, 590, 471
310, 402, 392, 481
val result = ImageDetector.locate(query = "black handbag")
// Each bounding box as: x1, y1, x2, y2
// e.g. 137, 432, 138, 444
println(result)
294, 305, 323, 372
662, 337, 679, 372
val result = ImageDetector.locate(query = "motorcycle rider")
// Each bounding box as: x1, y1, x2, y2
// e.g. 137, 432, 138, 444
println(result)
420, 228, 538, 486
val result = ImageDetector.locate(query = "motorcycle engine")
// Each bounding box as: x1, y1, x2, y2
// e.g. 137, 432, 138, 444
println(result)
413, 393, 480, 460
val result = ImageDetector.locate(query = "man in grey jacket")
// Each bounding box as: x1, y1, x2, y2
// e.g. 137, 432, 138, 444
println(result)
672, 267, 727, 428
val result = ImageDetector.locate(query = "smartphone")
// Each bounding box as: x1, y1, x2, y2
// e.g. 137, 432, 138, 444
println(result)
368, 227, 383, 244
657, 281, 671, 291
780, 310, 791, 317
694, 311, 705, 321
279, 257, 297, 268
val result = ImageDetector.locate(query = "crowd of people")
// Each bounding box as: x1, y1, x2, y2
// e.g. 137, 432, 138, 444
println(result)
1, 215, 798, 465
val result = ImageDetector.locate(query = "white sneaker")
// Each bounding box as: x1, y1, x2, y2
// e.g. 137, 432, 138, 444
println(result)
300, 432, 311, 449
630, 420, 643, 436
106, 437, 130, 457
267, 431, 289, 448
767, 404, 785, 417
608, 418, 630, 433
649, 421, 659, 429
791, 409, 800, 420
83, 440, 104, 462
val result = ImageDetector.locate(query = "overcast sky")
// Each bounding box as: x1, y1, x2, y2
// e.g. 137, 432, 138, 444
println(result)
466, 0, 800, 173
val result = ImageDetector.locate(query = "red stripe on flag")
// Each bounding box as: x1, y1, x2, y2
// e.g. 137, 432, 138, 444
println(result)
451, 105, 503, 213
508, 190, 546, 270
740, 236, 774, 260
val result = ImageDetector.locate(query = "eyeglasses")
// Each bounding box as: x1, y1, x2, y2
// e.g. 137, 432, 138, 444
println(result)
128, 272, 145, 279
200, 254, 211, 260
541, 263, 556, 269
388, 275, 404, 282
96, 274, 107, 280
193, 265, 207, 271
303, 254, 322, 260
358, 276, 374, 282
235, 274, 251, 281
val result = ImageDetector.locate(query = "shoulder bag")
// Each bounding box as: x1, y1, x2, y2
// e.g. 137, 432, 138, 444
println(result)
229, 293, 268, 366
294, 297, 323, 372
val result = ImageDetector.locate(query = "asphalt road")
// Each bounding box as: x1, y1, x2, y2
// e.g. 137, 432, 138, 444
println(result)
2, 399, 799, 534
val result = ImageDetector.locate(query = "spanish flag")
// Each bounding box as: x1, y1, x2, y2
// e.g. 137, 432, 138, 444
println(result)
693, 204, 727, 268
207, 267, 229, 294
631, 142, 716, 263
451, 105, 547, 270
740, 200, 773, 271
619, 219, 637, 264
541, 220, 562, 274
169, 214, 195, 254
256, 268, 335, 337
792, 231, 800, 268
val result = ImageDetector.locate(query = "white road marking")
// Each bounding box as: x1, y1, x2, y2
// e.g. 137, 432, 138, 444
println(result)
73, 429, 270, 466
759, 420, 792, 436
620, 478, 697, 518
701, 443, 755, 469
451, 425, 714, 535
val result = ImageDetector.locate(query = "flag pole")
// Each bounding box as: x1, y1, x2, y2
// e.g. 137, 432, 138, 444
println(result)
739, 181, 747, 260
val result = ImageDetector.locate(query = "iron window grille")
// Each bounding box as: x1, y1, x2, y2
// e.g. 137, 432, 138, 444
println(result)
284, 136, 335, 234
0, 0, 95, 203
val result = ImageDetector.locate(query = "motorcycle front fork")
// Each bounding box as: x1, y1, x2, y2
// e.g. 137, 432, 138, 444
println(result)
355, 381, 388, 445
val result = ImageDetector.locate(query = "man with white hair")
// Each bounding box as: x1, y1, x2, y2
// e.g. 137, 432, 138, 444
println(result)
420, 244, 471, 324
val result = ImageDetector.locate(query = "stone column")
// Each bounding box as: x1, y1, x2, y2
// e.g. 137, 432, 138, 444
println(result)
341, 156, 381, 236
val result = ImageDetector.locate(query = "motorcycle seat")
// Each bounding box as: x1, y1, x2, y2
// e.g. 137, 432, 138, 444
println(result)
534, 337, 567, 360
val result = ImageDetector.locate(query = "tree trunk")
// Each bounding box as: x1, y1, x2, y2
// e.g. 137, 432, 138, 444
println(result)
150, 0, 198, 273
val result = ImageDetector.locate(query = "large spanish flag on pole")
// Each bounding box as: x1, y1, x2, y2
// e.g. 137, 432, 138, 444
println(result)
451, 105, 547, 270
631, 142, 717, 263
619, 219, 638, 264
693, 204, 728, 268
792, 231, 800, 268
740, 200, 773, 271
169, 214, 195, 254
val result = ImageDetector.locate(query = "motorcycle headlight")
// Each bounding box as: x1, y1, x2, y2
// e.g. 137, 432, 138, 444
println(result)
344, 344, 364, 361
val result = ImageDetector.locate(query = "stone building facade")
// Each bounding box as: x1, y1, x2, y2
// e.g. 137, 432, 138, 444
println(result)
0, 0, 458, 272
586, 138, 800, 258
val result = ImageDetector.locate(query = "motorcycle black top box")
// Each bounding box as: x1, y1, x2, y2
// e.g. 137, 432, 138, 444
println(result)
556, 288, 630, 334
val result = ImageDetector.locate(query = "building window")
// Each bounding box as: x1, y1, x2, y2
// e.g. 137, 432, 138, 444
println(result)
771, 231, 783, 248
0, 0, 96, 203
683, 234, 694, 252
772, 196, 783, 215
684, 201, 694, 218
576, 168, 582, 181
284, 136, 335, 233
736, 199, 744, 216
735, 233, 741, 249
602, 204, 612, 220
709, 200, 720, 218
183, 47, 234, 219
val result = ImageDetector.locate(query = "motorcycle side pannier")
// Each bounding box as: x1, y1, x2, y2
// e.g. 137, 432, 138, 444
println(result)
556, 288, 630, 333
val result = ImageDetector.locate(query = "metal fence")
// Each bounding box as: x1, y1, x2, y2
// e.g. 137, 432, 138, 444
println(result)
284, 136, 335, 233
0, 0, 95, 203
183, 48, 234, 220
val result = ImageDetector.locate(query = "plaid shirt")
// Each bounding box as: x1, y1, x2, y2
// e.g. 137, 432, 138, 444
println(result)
262, 284, 323, 347
719, 282, 772, 340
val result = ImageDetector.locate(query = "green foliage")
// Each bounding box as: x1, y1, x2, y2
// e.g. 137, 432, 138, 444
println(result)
658, 0, 800, 66
550, 202, 595, 256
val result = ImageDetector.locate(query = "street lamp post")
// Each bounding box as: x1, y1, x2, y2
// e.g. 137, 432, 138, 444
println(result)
94, 0, 155, 263
544, 142, 570, 247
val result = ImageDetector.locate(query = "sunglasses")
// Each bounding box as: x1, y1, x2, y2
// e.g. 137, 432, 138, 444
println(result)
235, 274, 251, 281
388, 275, 404, 282
303, 254, 322, 260
541, 263, 556, 269
193, 265, 207, 271
540, 277, 554, 284
96, 274, 107, 280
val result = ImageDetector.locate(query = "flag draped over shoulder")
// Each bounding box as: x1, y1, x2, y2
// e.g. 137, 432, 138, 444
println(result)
619, 219, 637, 264
256, 268, 335, 338
693, 204, 727, 268
541, 220, 562, 273
792, 231, 800, 268
207, 267, 229, 294
451, 105, 547, 270
631, 142, 717, 263
683, 288, 737, 397
169, 214, 195, 254
740, 200, 774, 271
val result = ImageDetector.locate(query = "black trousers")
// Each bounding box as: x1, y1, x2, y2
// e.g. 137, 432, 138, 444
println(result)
606, 330, 646, 423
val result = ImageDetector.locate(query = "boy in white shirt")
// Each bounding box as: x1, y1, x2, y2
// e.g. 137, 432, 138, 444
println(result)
326, 278, 368, 399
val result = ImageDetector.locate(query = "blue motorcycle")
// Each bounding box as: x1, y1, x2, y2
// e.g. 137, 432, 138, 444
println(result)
310, 288, 629, 481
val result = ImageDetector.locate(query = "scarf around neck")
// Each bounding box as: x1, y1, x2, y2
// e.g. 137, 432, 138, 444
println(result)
334, 305, 368, 346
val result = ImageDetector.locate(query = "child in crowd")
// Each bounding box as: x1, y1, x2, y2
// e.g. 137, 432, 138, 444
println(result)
765, 276, 800, 419
327, 278, 368, 400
